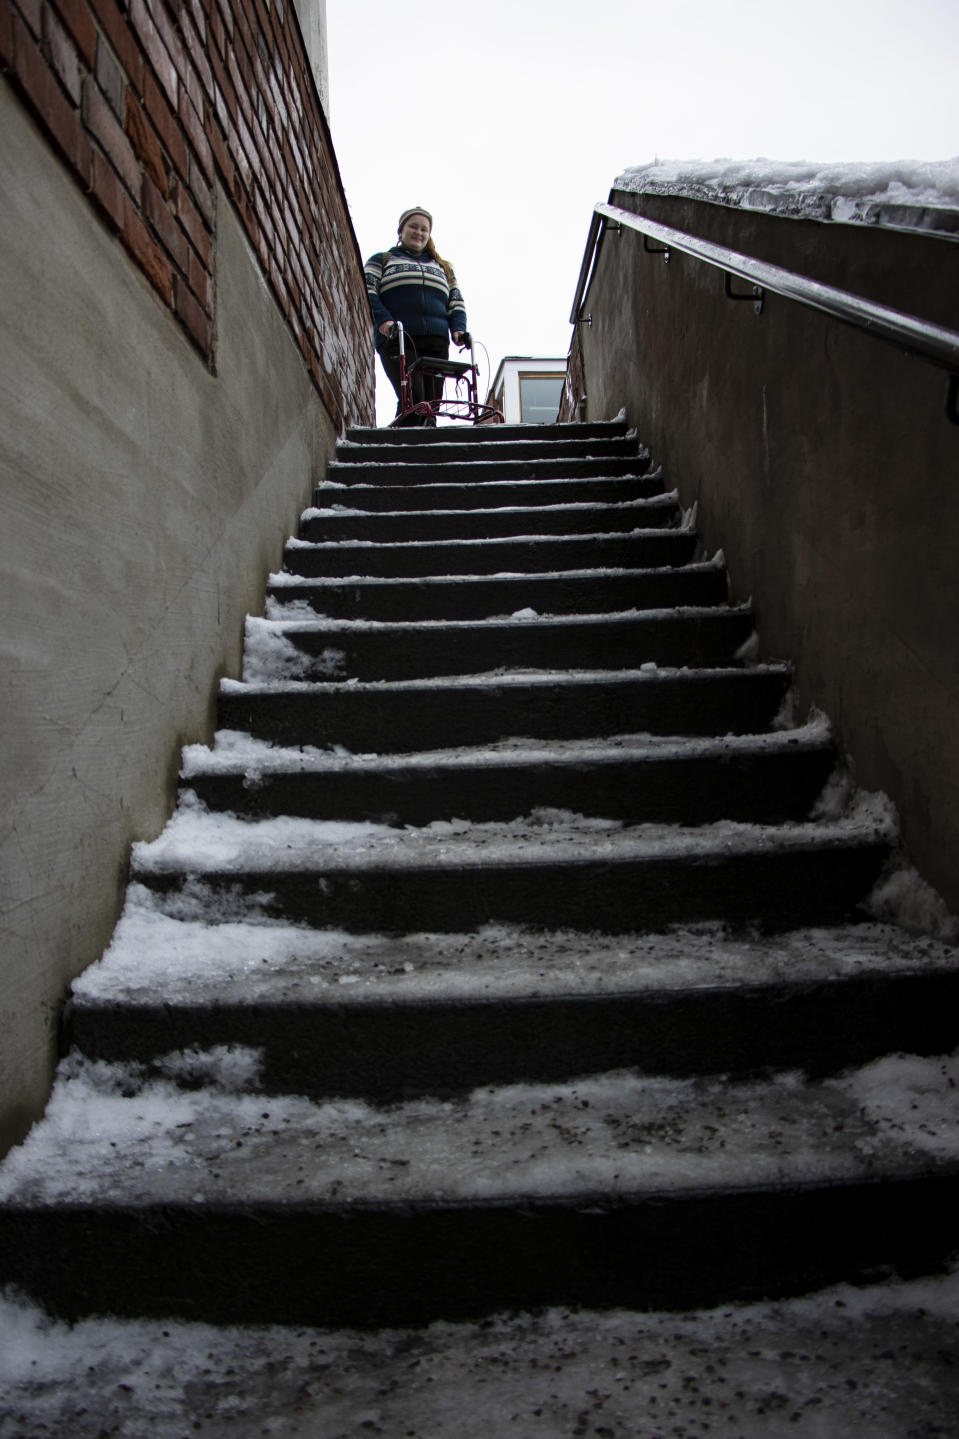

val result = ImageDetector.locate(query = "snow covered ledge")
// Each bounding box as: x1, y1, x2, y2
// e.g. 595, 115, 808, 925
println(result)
613, 158, 959, 240
571, 157, 959, 916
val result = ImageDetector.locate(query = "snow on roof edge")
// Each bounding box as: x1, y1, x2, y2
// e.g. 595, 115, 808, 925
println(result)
612, 158, 959, 240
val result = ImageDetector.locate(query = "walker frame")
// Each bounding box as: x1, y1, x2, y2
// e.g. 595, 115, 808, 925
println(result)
390, 322, 503, 427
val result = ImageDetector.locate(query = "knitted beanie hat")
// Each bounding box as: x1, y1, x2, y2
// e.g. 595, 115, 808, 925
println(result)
398, 206, 433, 232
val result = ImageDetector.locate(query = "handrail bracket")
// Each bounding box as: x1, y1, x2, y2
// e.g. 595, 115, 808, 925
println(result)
947, 374, 959, 426
724, 273, 765, 315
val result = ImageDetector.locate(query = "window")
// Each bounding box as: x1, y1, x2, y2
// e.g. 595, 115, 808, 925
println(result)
518, 373, 564, 424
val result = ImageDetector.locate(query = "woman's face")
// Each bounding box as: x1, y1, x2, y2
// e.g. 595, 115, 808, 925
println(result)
399, 214, 431, 253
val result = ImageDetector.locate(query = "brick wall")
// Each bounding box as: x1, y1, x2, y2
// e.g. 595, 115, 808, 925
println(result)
559, 327, 585, 422
1, 0, 373, 427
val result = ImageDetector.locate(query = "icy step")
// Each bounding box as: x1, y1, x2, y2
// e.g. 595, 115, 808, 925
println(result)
266, 558, 729, 622
332, 432, 643, 464
297, 494, 681, 545
281, 527, 698, 579
2, 1049, 958, 1323
313, 470, 662, 511
343, 419, 629, 446
66, 902, 959, 1099
248, 605, 755, 683
129, 800, 893, 933
183, 722, 833, 826
217, 664, 792, 752
5, 1272, 959, 1437
323, 454, 653, 487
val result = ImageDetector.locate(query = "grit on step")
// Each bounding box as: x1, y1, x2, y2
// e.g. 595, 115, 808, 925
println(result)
266, 557, 730, 620
218, 664, 793, 751
324, 454, 654, 487
3, 416, 958, 1343
250, 605, 755, 681
2, 1044, 959, 1324
313, 471, 663, 510
65, 902, 959, 1097
183, 723, 835, 825
299, 494, 680, 545
282, 527, 698, 577
130, 800, 893, 933
6, 1270, 959, 1439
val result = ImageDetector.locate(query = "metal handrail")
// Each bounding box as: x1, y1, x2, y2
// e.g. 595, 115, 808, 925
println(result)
571, 201, 959, 419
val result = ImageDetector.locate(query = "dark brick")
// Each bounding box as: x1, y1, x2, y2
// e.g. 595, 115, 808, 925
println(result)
43, 5, 81, 105
186, 242, 209, 310
182, 0, 205, 44
142, 171, 188, 269
82, 75, 140, 194
121, 196, 173, 303
12, 11, 92, 181
206, 114, 234, 191
0, 0, 14, 67
173, 271, 211, 353
213, 0, 231, 39
209, 5, 223, 57
48, 0, 96, 66
88, 0, 143, 91
143, 66, 188, 178
89, 146, 126, 230
14, 0, 42, 41
129, 0, 177, 107
173, 176, 211, 264
188, 150, 213, 221
95, 33, 126, 116
180, 10, 212, 104
177, 87, 212, 180
124, 89, 167, 192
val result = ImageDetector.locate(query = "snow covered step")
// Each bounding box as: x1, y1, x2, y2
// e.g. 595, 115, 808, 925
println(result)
3, 1049, 958, 1324
282, 528, 698, 579
64, 903, 959, 1100
267, 559, 728, 622
130, 803, 893, 934
344, 419, 629, 447
323, 454, 652, 488
183, 724, 834, 827
312, 471, 662, 512
217, 664, 793, 752
255, 606, 755, 684
297, 494, 681, 545
333, 433, 642, 466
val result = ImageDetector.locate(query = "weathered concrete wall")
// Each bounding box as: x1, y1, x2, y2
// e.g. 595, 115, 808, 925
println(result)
573, 190, 959, 915
0, 82, 359, 1154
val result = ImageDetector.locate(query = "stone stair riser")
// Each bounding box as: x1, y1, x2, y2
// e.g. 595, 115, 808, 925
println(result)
267, 566, 728, 622
333, 437, 641, 465
298, 502, 679, 546
187, 744, 833, 826
4, 1171, 957, 1327
282, 531, 698, 579
325, 456, 652, 487
64, 968, 959, 1101
135, 840, 889, 934
278, 611, 754, 682
343, 420, 629, 445
218, 668, 792, 751
313, 475, 663, 511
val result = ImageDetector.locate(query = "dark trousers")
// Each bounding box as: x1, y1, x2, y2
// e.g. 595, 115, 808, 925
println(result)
379, 332, 450, 412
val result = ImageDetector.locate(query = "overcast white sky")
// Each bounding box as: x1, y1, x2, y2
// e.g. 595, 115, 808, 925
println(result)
326, 0, 959, 422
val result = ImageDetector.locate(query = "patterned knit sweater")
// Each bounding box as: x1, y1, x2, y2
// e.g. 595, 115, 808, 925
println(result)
364, 245, 467, 349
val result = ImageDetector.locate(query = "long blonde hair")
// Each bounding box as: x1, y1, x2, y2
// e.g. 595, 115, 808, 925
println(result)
425, 237, 455, 286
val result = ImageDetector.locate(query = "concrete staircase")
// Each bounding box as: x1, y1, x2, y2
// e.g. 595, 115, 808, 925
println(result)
2, 418, 958, 1329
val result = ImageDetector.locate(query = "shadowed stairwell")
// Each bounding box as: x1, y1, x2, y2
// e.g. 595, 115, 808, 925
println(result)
1, 417, 958, 1327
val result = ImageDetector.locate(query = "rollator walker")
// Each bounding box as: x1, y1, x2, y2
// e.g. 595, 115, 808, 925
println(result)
389, 321, 503, 427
